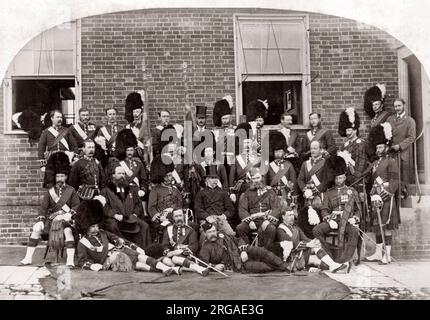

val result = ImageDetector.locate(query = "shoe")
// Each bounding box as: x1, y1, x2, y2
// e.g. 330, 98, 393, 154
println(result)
347, 261, 352, 273
163, 268, 174, 276
66, 264, 75, 270
378, 260, 389, 265
19, 261, 31, 266
331, 263, 349, 273
172, 266, 182, 275
201, 268, 210, 277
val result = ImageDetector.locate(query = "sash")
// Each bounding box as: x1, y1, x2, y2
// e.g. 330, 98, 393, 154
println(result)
172, 169, 182, 184
236, 155, 255, 181
278, 223, 293, 239
73, 123, 88, 140
137, 140, 145, 149
80, 237, 104, 253
49, 187, 71, 213
338, 189, 359, 247
279, 128, 290, 145
100, 126, 112, 141
48, 127, 69, 150
307, 128, 328, 143
306, 159, 325, 186
156, 125, 164, 131
270, 161, 291, 186
119, 161, 140, 187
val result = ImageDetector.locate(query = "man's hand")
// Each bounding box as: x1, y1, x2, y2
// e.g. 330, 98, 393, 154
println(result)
40, 166, 46, 173
249, 221, 257, 230
167, 249, 183, 257
328, 220, 338, 229
348, 218, 357, 226
392, 145, 400, 152
230, 194, 236, 202
214, 264, 225, 271
359, 192, 365, 202
114, 214, 123, 222
63, 212, 72, 222
261, 220, 270, 231
136, 247, 145, 255
151, 212, 161, 222
90, 263, 103, 272
219, 214, 227, 220
34, 221, 44, 232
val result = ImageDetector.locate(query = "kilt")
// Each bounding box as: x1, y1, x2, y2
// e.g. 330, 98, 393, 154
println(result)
371, 196, 400, 230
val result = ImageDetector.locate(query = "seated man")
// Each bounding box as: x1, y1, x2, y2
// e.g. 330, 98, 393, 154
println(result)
312, 156, 362, 264
160, 209, 209, 276
236, 169, 281, 249
75, 199, 179, 275
100, 164, 151, 249
272, 203, 350, 273
20, 153, 79, 267
148, 155, 184, 241
194, 164, 236, 238
199, 222, 289, 273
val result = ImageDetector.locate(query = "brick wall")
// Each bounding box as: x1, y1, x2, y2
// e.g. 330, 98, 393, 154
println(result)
0, 8, 427, 258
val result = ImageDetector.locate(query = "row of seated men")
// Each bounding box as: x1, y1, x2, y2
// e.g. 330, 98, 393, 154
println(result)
19, 154, 352, 275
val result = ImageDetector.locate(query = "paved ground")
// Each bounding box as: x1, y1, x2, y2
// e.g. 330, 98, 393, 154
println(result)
1, 245, 430, 300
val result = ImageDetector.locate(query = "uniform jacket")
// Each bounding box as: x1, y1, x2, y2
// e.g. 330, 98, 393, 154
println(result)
69, 122, 98, 147
110, 157, 149, 192
297, 157, 332, 193
299, 126, 337, 157
266, 159, 297, 192
38, 126, 78, 159
96, 124, 123, 151
68, 157, 107, 190
39, 184, 80, 218
148, 184, 183, 219
370, 110, 391, 128
340, 137, 369, 186
277, 223, 310, 248
238, 186, 281, 220
161, 224, 198, 254
76, 230, 120, 267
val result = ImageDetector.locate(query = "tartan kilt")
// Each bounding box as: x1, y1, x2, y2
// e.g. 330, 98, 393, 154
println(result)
371, 196, 400, 230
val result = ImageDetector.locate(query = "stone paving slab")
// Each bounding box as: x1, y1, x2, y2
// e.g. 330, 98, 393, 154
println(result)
4, 266, 38, 285
0, 266, 18, 284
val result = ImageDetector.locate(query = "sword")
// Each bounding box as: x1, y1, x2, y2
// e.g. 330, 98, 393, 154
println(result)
188, 253, 230, 277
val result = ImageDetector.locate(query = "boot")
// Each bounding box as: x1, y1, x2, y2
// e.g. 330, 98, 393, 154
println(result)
156, 262, 174, 276
379, 245, 391, 265
364, 243, 382, 262
66, 248, 75, 267
172, 266, 182, 275
321, 255, 346, 273
189, 262, 209, 276
20, 246, 36, 265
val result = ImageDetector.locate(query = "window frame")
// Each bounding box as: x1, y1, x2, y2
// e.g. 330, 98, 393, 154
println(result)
3, 20, 82, 134
233, 14, 312, 129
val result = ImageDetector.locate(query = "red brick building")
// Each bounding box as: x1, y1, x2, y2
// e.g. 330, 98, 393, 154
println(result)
1, 8, 429, 258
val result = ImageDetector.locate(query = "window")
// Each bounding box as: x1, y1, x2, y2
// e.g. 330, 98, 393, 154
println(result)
3, 21, 80, 133
234, 14, 311, 127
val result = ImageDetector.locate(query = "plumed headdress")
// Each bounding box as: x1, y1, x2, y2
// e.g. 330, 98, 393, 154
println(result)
150, 155, 174, 184
324, 155, 347, 177
115, 129, 137, 161
338, 107, 361, 137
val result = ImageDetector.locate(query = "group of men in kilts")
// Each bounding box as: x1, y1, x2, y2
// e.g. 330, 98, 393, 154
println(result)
18, 83, 416, 276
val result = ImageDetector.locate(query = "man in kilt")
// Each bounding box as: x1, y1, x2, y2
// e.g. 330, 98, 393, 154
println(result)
364, 123, 400, 264
20, 153, 80, 267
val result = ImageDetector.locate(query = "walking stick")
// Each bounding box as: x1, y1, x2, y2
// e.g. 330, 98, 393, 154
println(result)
188, 253, 230, 277
397, 152, 401, 208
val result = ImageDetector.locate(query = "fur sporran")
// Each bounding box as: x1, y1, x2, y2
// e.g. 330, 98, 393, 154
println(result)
103, 251, 133, 272
49, 219, 65, 250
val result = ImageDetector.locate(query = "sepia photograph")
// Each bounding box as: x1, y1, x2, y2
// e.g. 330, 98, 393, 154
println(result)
0, 0, 430, 308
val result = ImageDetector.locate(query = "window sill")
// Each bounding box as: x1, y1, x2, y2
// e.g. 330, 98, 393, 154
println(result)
3, 130, 28, 135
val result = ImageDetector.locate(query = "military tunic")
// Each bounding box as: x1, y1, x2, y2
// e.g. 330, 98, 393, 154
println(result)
96, 124, 122, 153
37, 126, 78, 160
313, 185, 361, 263
161, 224, 199, 254
266, 159, 297, 197
148, 184, 183, 220
194, 186, 236, 221
339, 137, 369, 188
68, 157, 107, 193
69, 122, 98, 147
299, 126, 337, 159
369, 155, 400, 230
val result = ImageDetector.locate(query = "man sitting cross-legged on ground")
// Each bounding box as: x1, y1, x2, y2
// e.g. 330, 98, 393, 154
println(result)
75, 199, 179, 275
270, 202, 350, 273
199, 222, 289, 273
20, 153, 80, 267
160, 209, 210, 276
